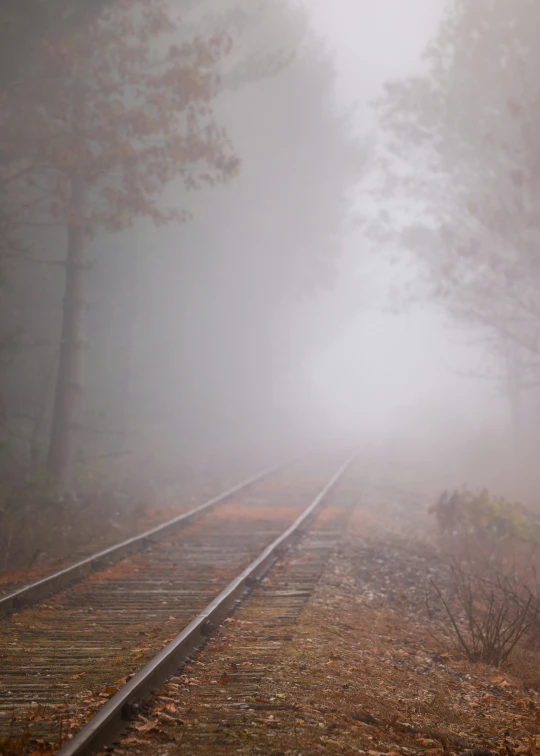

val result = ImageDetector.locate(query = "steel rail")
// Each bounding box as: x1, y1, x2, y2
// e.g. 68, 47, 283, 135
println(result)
57, 454, 355, 756
0, 458, 296, 617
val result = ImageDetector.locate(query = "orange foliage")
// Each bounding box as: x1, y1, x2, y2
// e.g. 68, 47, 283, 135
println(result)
211, 502, 305, 523
0, 0, 239, 237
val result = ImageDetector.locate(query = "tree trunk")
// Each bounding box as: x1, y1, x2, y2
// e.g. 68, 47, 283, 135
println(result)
504, 336, 523, 469
47, 175, 86, 488
117, 256, 140, 441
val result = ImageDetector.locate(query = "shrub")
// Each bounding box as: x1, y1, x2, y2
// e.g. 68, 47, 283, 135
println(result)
431, 563, 539, 666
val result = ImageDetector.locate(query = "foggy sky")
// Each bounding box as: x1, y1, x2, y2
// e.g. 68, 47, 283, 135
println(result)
305, 0, 447, 109
296, 0, 503, 440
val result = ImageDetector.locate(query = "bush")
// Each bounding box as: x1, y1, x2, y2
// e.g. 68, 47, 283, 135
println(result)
429, 488, 540, 544
431, 563, 539, 666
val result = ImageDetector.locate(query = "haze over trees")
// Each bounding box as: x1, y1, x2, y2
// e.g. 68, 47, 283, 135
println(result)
5, 10, 540, 738
374, 0, 540, 473
0, 0, 361, 495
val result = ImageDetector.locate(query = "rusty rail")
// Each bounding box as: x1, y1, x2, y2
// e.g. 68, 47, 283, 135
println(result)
0, 459, 293, 617
57, 454, 355, 756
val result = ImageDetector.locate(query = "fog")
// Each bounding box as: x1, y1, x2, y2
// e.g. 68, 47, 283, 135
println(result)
1, 0, 539, 507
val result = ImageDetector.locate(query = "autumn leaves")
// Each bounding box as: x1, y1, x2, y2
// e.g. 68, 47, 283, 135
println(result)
0, 1, 239, 484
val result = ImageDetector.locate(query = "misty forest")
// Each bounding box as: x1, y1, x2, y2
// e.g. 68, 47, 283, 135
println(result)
2, 2, 540, 755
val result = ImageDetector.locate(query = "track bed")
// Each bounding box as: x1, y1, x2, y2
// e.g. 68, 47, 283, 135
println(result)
0, 455, 355, 753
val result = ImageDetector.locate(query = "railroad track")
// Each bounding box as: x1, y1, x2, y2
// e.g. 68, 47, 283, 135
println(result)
114, 478, 359, 755
0, 459, 290, 615
0, 453, 357, 756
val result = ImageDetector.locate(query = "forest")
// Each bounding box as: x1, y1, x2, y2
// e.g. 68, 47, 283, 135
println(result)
3, 2, 540, 756
2, 0, 540, 584
0, 0, 364, 570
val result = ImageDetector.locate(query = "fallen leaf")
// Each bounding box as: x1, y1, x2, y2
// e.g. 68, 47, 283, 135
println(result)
99, 686, 118, 698
135, 721, 158, 734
